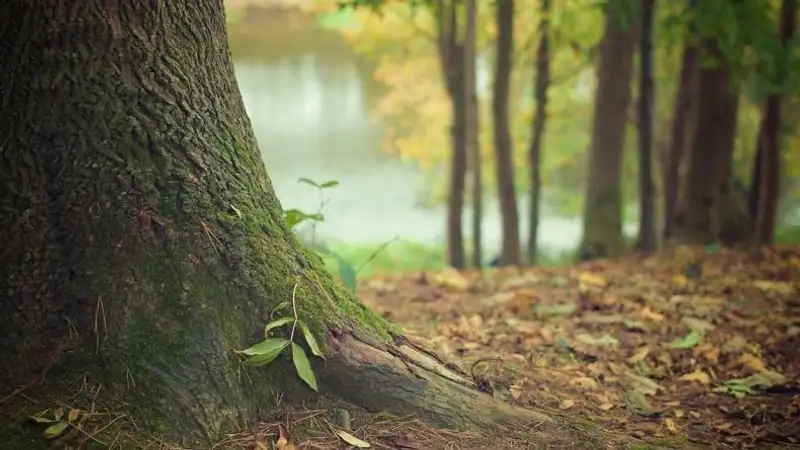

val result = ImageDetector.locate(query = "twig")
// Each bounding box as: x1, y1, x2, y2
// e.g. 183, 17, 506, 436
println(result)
288, 283, 300, 343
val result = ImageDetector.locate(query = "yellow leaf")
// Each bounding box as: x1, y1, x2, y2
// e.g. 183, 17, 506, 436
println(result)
598, 403, 614, 411
638, 307, 664, 322
628, 346, 650, 364
560, 399, 576, 409
679, 369, 711, 385
578, 272, 607, 288
738, 353, 768, 373
67, 409, 80, 423
673, 275, 688, 287
663, 418, 680, 433
335, 429, 371, 448
433, 267, 470, 291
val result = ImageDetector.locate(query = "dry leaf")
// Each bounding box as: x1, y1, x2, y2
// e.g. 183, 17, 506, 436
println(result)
679, 369, 711, 385
578, 272, 607, 288
663, 418, 680, 433
335, 429, 371, 448
628, 346, 650, 364
738, 353, 768, 373
560, 399, 576, 409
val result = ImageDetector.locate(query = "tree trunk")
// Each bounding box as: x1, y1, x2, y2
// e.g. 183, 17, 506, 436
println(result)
578, 0, 638, 260
527, 0, 551, 265
0, 1, 547, 446
672, 38, 741, 245
492, 0, 522, 266
437, 0, 468, 269
750, 0, 797, 246
464, 0, 483, 268
662, 28, 698, 242
635, 0, 657, 252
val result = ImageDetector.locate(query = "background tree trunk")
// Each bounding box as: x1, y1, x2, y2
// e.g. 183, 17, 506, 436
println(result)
0, 1, 544, 446
527, 0, 551, 265
672, 38, 741, 245
493, 0, 521, 266
635, 0, 657, 252
750, 0, 797, 246
662, 29, 698, 242
578, 0, 638, 260
436, 0, 468, 269
464, 0, 483, 268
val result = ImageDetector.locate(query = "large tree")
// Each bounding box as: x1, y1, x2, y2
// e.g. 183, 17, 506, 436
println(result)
578, 0, 638, 260
0, 1, 550, 446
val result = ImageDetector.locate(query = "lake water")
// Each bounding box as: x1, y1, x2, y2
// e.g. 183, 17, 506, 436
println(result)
228, 7, 584, 254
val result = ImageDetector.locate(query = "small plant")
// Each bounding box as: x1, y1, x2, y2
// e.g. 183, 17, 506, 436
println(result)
29, 407, 82, 439
235, 283, 325, 391
283, 177, 339, 245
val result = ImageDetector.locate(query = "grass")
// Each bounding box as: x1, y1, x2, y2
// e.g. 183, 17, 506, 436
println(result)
314, 224, 800, 280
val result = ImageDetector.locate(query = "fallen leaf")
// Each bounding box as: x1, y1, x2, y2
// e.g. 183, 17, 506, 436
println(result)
335, 429, 371, 448
560, 399, 576, 409
679, 369, 711, 385
738, 353, 767, 373
579, 272, 608, 288
628, 346, 650, 364
663, 418, 680, 433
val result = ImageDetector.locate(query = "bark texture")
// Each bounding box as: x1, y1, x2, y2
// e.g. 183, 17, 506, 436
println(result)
635, 0, 656, 252
0, 1, 544, 446
492, 0, 521, 266
527, 0, 551, 265
436, 0, 468, 269
663, 33, 698, 242
749, 0, 797, 246
464, 0, 483, 268
672, 38, 741, 245
579, 0, 638, 260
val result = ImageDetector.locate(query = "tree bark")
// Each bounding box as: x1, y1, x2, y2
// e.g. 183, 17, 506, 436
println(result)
672, 38, 741, 245
0, 1, 546, 446
493, 0, 522, 266
527, 0, 551, 265
464, 0, 483, 268
750, 0, 797, 246
436, 0, 468, 269
578, 0, 638, 260
635, 0, 657, 252
662, 33, 698, 242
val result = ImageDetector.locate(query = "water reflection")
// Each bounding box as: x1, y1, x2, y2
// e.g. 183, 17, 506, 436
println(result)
229, 7, 584, 252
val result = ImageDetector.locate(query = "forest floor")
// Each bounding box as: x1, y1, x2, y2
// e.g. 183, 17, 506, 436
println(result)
227, 245, 800, 449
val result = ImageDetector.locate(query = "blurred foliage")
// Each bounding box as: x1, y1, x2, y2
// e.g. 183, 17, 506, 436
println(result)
300, 0, 800, 218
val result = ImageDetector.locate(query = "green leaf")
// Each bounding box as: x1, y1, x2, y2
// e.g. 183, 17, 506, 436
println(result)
284, 209, 324, 228
320, 180, 340, 188
292, 342, 318, 391
668, 330, 702, 349
298, 177, 320, 188
272, 301, 292, 315
238, 338, 290, 357
264, 317, 294, 337
298, 321, 325, 358
43, 422, 69, 439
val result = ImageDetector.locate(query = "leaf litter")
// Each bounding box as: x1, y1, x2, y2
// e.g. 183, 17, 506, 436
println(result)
356, 245, 800, 449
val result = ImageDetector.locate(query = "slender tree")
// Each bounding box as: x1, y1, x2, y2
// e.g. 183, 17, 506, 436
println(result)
578, 0, 638, 260
527, 0, 551, 265
749, 0, 797, 246
464, 0, 483, 267
635, 0, 657, 251
662, 12, 698, 242
435, 0, 468, 268
493, 0, 522, 266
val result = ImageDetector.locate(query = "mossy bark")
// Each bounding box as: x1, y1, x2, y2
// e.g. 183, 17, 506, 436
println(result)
579, 0, 638, 260
0, 1, 547, 447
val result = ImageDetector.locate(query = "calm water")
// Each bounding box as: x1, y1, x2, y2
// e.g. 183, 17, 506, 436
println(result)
228, 8, 584, 253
